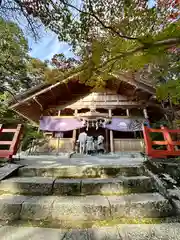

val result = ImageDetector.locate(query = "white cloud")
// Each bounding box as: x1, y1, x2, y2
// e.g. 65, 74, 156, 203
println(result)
29, 30, 74, 60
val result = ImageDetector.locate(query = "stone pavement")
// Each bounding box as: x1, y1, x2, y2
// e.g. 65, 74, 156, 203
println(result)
1, 224, 180, 240
14, 152, 145, 167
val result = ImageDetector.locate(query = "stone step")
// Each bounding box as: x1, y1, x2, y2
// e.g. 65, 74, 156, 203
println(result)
18, 164, 145, 178
0, 177, 55, 195
80, 176, 155, 195
0, 176, 154, 196
0, 193, 173, 221
1, 223, 180, 240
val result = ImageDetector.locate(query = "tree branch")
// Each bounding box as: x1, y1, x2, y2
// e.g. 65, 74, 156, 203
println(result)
101, 37, 180, 69
59, 0, 137, 41
14, 0, 40, 41
88, 0, 137, 40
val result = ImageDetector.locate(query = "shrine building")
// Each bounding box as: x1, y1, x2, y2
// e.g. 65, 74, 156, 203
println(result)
9, 73, 165, 153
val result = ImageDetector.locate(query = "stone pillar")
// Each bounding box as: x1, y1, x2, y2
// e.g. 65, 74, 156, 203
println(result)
109, 109, 114, 153
126, 109, 130, 117
72, 109, 78, 151
143, 108, 148, 119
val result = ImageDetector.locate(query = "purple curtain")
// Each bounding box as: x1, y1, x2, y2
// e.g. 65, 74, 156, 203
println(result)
105, 118, 144, 132
39, 117, 83, 132
39, 116, 144, 132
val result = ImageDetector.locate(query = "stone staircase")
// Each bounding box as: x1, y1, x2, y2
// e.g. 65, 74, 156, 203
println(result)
0, 155, 179, 239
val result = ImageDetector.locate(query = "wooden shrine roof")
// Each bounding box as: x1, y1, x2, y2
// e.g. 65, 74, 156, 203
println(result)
9, 73, 157, 124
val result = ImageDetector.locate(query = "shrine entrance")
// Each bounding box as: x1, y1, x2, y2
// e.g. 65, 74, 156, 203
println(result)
78, 127, 110, 153
75, 108, 111, 154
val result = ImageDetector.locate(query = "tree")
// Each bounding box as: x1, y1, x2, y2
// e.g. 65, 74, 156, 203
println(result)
51, 54, 80, 71
24, 57, 50, 88
0, 17, 48, 151
1, 0, 180, 102
0, 0, 42, 40
0, 17, 29, 91
7, 0, 178, 88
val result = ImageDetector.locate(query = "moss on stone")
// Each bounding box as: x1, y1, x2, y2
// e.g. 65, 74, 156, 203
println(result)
4, 217, 169, 230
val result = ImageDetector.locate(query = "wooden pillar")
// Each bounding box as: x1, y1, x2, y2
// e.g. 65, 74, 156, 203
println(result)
109, 109, 114, 153
72, 109, 78, 151
126, 109, 130, 117
57, 110, 61, 154
105, 128, 109, 153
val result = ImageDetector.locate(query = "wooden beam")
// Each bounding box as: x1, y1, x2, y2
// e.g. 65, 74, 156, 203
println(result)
111, 73, 155, 95
12, 109, 38, 126
33, 96, 43, 111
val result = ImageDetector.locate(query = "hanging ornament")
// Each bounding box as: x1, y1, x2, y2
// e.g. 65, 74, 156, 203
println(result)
86, 121, 89, 131
82, 118, 86, 127
103, 119, 108, 127
96, 121, 99, 130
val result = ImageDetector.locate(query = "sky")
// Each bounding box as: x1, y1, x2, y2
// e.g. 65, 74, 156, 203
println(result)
28, 0, 81, 61
28, 30, 75, 61
28, 0, 155, 61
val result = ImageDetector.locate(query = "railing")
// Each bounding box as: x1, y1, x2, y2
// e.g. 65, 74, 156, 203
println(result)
143, 125, 180, 158
0, 124, 23, 160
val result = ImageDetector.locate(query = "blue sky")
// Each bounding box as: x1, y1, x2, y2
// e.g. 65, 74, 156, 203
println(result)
28, 30, 74, 61
28, 0, 81, 61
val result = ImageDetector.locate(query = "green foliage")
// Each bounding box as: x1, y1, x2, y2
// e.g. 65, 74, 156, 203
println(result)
0, 17, 51, 91
25, 58, 50, 87
0, 18, 49, 151
0, 0, 179, 93
0, 93, 22, 124
21, 125, 44, 151
157, 80, 180, 104
0, 17, 29, 91
150, 119, 171, 150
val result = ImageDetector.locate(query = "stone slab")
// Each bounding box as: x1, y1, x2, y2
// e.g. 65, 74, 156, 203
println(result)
21, 195, 110, 222
0, 226, 67, 240
66, 227, 120, 240
81, 176, 153, 195
107, 192, 173, 218
51, 195, 111, 221
0, 194, 30, 220
0, 164, 22, 181
18, 166, 89, 178
1, 224, 180, 240
53, 179, 81, 195
0, 177, 55, 195
168, 188, 180, 200
19, 193, 172, 222
117, 223, 180, 240
20, 196, 56, 221
18, 165, 144, 178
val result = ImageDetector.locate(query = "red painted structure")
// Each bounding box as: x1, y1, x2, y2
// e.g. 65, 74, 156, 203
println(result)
0, 124, 23, 160
143, 125, 180, 158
